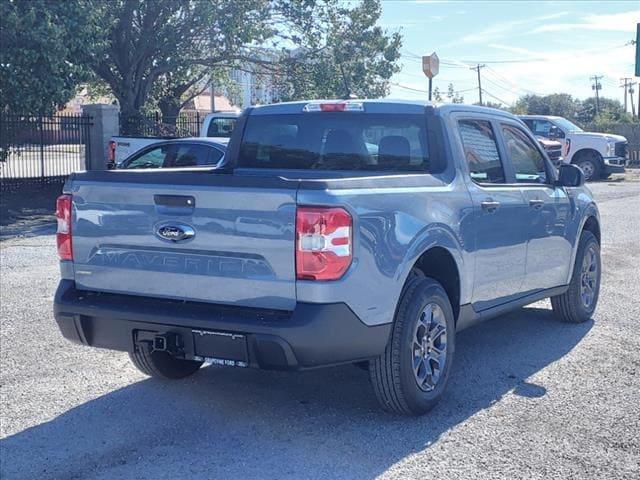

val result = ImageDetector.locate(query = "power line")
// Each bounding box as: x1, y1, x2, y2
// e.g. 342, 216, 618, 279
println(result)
481, 74, 528, 97
480, 88, 512, 107
484, 66, 540, 95
390, 82, 475, 96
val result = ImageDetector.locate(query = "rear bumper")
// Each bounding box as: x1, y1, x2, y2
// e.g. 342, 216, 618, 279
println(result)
53, 280, 391, 370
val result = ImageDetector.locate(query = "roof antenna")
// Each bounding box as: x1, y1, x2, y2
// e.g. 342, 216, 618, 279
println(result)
339, 64, 357, 100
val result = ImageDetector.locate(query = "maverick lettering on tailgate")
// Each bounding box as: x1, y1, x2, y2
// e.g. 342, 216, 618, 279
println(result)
88, 247, 274, 278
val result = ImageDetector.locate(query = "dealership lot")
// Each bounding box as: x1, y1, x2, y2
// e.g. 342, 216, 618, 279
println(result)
1, 179, 639, 480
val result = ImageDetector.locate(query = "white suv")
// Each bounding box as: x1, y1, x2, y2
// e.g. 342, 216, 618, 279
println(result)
520, 115, 628, 181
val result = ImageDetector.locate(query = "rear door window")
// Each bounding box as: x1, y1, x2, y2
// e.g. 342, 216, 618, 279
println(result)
238, 113, 430, 172
458, 119, 505, 184
168, 144, 221, 167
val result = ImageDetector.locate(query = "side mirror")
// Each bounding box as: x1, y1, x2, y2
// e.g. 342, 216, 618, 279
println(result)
556, 163, 584, 187
548, 125, 563, 139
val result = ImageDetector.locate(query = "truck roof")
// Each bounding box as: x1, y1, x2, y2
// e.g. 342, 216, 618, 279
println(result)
149, 137, 228, 147
518, 115, 564, 120
249, 99, 519, 120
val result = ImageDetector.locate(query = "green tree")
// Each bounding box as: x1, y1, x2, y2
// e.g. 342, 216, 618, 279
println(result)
577, 97, 632, 124
432, 87, 443, 102
446, 83, 464, 104
0, 0, 93, 114
82, 0, 294, 132
512, 93, 633, 125
275, 0, 401, 101
82, 0, 399, 131
483, 101, 506, 110
511, 93, 580, 119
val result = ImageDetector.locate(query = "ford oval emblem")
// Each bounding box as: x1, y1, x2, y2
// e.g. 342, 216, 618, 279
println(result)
156, 224, 195, 242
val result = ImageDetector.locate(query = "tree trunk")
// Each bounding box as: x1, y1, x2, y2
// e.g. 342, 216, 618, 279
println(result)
158, 98, 181, 136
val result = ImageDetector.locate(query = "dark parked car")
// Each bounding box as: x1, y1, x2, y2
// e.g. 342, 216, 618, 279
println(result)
117, 138, 226, 169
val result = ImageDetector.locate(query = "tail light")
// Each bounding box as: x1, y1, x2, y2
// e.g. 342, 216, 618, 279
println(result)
303, 102, 364, 112
107, 140, 116, 162
56, 194, 73, 261
296, 206, 352, 281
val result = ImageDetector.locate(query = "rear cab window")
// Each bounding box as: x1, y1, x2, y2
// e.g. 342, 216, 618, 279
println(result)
237, 112, 431, 172
206, 117, 236, 138
168, 144, 221, 168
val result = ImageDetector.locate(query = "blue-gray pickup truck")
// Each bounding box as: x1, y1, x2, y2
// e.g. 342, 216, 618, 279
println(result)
54, 100, 601, 415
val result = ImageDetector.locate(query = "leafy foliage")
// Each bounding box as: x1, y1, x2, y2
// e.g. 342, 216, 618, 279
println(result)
76, 0, 400, 132
511, 93, 632, 125
446, 83, 464, 104
275, 0, 402, 101
0, 0, 93, 114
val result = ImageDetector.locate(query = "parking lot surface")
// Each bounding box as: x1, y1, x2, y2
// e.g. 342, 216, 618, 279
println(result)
1, 179, 639, 480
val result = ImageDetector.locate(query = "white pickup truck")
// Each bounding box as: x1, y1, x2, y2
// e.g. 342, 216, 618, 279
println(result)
108, 112, 239, 167
519, 115, 628, 181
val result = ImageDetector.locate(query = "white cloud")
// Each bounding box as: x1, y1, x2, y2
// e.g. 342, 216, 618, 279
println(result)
438, 12, 571, 48
482, 42, 635, 103
530, 10, 640, 33
380, 16, 446, 28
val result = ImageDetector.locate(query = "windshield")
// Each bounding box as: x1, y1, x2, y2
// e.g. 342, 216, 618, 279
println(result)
554, 118, 583, 132
238, 113, 431, 172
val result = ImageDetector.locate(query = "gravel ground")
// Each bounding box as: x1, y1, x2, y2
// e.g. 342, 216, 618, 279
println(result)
1, 179, 639, 480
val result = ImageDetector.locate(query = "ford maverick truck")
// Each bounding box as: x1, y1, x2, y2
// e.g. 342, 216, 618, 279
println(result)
54, 101, 601, 415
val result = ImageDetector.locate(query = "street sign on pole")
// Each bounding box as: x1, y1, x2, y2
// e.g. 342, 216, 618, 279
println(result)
422, 52, 439, 78
422, 52, 439, 101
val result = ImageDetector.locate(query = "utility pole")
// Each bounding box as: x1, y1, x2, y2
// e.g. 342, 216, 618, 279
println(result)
471, 64, 486, 106
629, 82, 637, 118
590, 75, 603, 115
620, 78, 632, 113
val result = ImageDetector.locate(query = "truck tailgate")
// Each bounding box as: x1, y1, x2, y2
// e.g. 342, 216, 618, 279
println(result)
68, 171, 298, 310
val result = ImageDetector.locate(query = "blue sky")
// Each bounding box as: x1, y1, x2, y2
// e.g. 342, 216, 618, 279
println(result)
379, 0, 639, 110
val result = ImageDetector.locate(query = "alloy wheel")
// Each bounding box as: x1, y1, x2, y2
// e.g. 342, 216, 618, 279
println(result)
580, 244, 599, 309
411, 302, 447, 391
579, 160, 595, 181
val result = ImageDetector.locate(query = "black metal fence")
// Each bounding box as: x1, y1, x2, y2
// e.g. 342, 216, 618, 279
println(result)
120, 111, 206, 137
0, 114, 92, 188
584, 123, 640, 166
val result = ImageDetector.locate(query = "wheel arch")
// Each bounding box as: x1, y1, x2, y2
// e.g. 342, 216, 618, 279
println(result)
571, 148, 603, 165
566, 208, 601, 284
406, 246, 461, 323
582, 215, 601, 245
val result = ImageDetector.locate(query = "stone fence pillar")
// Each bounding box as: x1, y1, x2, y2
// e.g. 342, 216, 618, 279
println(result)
82, 104, 119, 170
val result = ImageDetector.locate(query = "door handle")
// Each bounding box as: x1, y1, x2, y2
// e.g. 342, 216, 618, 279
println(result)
481, 200, 500, 213
154, 195, 195, 207
529, 198, 544, 210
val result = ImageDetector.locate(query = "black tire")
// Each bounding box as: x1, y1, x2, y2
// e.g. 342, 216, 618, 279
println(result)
551, 230, 600, 323
574, 152, 601, 181
129, 344, 203, 379
369, 277, 455, 415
